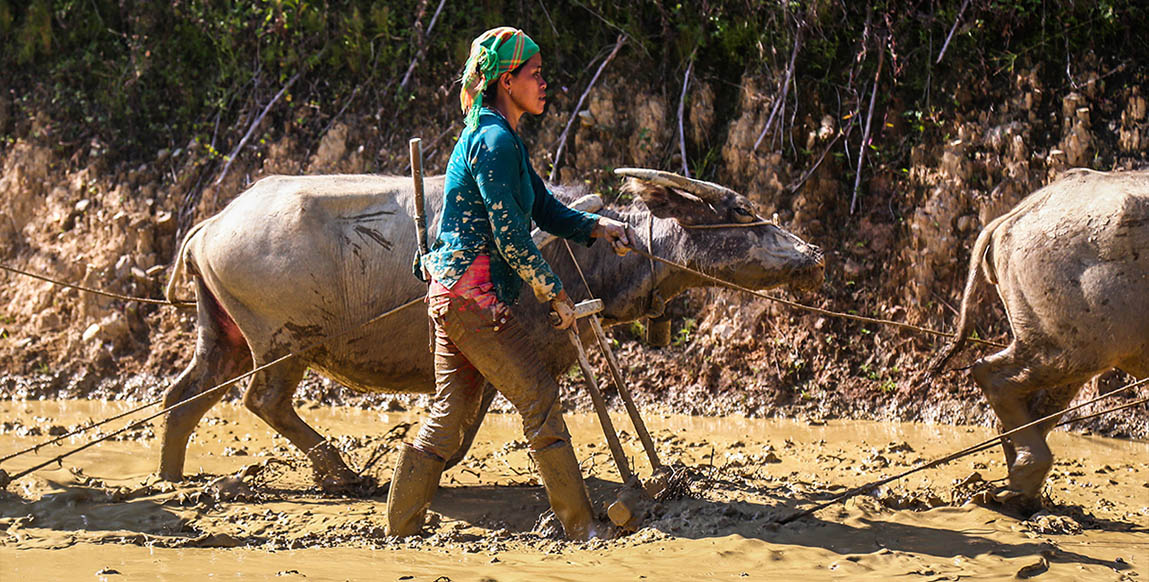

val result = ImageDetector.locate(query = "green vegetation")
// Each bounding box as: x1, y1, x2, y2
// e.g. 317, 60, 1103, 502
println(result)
672, 317, 697, 348
2, 1, 1143, 175
627, 319, 646, 339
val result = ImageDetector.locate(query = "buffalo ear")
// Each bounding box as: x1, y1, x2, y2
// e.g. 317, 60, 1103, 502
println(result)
624, 179, 704, 221
635, 186, 679, 219
624, 179, 669, 205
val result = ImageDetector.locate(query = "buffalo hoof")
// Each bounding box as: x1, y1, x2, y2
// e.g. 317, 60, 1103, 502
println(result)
319, 473, 381, 498
590, 519, 623, 540
973, 486, 1044, 517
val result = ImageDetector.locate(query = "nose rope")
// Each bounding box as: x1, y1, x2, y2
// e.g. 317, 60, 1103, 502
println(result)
625, 245, 1006, 349
565, 215, 663, 320
4, 232, 1000, 352
563, 239, 594, 298
557, 216, 997, 347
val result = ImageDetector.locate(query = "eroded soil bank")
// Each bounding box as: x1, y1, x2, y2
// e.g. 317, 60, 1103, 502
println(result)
1, 400, 1145, 581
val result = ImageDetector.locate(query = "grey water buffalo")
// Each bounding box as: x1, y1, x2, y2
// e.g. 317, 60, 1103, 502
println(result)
160, 169, 824, 490
933, 168, 1148, 503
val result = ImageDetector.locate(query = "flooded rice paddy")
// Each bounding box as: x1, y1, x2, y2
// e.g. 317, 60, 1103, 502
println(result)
0, 399, 1145, 581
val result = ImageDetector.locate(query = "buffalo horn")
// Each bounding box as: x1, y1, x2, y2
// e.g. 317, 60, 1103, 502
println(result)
614, 168, 739, 203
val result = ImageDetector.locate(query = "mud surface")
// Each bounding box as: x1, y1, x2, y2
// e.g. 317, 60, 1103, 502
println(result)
1, 400, 1145, 580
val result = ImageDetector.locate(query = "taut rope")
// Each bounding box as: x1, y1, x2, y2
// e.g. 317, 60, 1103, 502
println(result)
0, 263, 193, 307
0, 295, 425, 480
626, 246, 1007, 349
775, 376, 1149, 524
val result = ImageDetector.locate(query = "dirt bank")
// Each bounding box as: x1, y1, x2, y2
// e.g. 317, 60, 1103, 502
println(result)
2, 400, 1146, 580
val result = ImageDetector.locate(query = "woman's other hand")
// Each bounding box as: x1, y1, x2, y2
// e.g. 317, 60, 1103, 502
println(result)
592, 216, 634, 257
550, 289, 576, 329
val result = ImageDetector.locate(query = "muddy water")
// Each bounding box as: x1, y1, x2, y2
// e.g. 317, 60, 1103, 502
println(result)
1, 400, 1145, 581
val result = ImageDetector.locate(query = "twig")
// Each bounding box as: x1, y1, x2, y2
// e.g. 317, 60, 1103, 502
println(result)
398, 0, 447, 92
549, 34, 627, 182
929, 289, 960, 317
402, 121, 459, 173
322, 85, 361, 139
359, 422, 412, 475
924, 19, 933, 109
571, 0, 649, 59
936, 0, 971, 65
179, 72, 258, 233
214, 70, 303, 187
786, 126, 846, 193
676, 49, 696, 177
209, 108, 223, 153
850, 34, 885, 215
837, 5, 872, 177
321, 38, 391, 139
786, 61, 801, 157
176, 162, 212, 240
753, 22, 803, 153
537, 0, 559, 39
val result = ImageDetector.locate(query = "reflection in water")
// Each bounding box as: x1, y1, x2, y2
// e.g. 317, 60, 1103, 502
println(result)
0, 400, 1145, 581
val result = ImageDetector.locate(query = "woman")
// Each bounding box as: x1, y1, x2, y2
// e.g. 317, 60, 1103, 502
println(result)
387, 27, 632, 540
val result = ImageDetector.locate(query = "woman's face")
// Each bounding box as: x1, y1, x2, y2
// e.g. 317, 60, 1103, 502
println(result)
503, 54, 547, 116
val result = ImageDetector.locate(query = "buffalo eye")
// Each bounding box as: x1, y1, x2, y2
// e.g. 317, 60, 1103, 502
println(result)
732, 207, 756, 223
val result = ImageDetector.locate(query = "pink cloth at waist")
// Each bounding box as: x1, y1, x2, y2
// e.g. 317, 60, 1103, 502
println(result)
429, 254, 499, 309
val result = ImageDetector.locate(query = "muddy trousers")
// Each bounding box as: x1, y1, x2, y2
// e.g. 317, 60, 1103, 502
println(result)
386, 293, 594, 539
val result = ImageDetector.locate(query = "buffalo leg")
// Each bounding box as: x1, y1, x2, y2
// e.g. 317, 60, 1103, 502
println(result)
1029, 381, 1084, 436
159, 281, 252, 481
242, 358, 359, 489
972, 347, 1054, 499
444, 381, 498, 471
1117, 360, 1148, 385
972, 345, 1096, 500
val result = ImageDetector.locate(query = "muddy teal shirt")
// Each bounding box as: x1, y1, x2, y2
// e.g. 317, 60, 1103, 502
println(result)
416, 108, 598, 305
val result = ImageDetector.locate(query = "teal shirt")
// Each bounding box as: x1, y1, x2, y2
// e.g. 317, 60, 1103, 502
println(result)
416, 108, 598, 305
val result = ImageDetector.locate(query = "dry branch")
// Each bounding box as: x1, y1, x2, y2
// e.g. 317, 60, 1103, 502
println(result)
936, 0, 971, 65
753, 23, 803, 153
676, 50, 696, 177
549, 34, 627, 182
398, 0, 448, 92
214, 70, 302, 187
537, 0, 559, 39
402, 121, 459, 173
786, 125, 847, 194
850, 35, 885, 215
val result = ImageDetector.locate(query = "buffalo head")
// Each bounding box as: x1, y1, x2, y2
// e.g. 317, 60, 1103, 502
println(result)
615, 168, 825, 294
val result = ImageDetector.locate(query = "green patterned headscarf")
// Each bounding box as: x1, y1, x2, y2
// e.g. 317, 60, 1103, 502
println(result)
460, 27, 540, 128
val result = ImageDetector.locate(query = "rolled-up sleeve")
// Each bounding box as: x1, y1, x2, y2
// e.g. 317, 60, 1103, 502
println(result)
528, 165, 599, 245
471, 131, 564, 302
